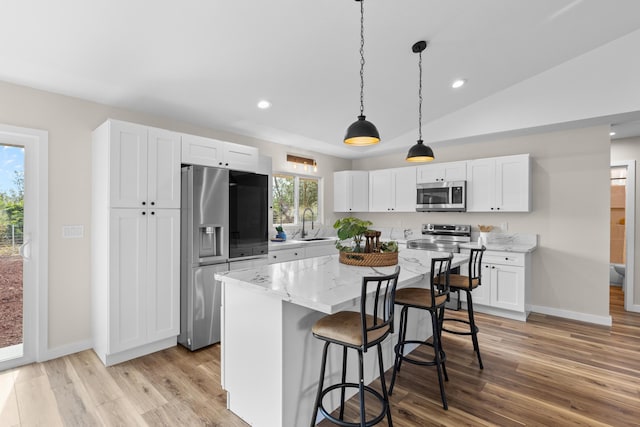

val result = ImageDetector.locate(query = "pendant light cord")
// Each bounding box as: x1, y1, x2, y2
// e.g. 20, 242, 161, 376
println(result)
418, 48, 423, 141
359, 0, 365, 116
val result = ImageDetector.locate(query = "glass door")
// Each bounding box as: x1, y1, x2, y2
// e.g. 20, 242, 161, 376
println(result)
0, 144, 24, 362
0, 123, 47, 371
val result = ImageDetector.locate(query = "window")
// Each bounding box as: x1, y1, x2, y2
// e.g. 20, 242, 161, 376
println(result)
273, 174, 320, 225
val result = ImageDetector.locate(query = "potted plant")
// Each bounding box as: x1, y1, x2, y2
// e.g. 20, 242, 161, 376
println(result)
333, 217, 372, 253
333, 217, 398, 266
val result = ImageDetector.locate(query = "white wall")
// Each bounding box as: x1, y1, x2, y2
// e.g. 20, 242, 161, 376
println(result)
353, 126, 611, 320
0, 80, 350, 352
611, 137, 640, 307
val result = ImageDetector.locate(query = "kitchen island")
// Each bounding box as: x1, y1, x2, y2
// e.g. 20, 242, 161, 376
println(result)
215, 249, 468, 427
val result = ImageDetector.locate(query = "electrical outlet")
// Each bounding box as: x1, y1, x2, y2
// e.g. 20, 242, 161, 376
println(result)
62, 225, 84, 238
501, 222, 508, 232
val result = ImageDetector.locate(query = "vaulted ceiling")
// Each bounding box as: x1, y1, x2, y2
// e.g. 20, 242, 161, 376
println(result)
2, 0, 640, 158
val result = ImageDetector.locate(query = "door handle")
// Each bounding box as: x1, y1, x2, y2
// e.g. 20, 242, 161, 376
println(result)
19, 233, 31, 260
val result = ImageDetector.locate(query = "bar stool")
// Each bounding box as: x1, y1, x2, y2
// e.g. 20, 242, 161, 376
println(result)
388, 254, 452, 410
442, 246, 486, 369
310, 266, 401, 427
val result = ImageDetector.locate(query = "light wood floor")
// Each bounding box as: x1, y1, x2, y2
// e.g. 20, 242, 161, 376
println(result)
1, 287, 639, 426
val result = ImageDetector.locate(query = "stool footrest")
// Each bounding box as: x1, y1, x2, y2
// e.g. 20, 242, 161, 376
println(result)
442, 317, 479, 335
394, 340, 447, 367
319, 383, 387, 427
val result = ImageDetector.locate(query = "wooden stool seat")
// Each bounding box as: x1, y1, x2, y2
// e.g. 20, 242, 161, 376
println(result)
312, 312, 390, 347
395, 287, 448, 308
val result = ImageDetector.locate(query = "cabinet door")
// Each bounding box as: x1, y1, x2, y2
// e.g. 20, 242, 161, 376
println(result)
109, 209, 148, 353
333, 172, 349, 212
466, 158, 495, 212
416, 161, 467, 183
110, 121, 148, 208
148, 128, 181, 209
393, 167, 417, 212
369, 170, 393, 212
181, 133, 225, 167
416, 164, 443, 184
334, 171, 368, 212
490, 264, 525, 311
224, 142, 258, 172
269, 248, 304, 264
350, 171, 369, 212
459, 262, 491, 306
146, 209, 180, 342
495, 155, 530, 212
443, 161, 468, 182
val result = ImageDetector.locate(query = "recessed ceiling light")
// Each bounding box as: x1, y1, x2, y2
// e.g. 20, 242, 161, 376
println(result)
610, 131, 616, 136
451, 79, 466, 89
257, 100, 271, 109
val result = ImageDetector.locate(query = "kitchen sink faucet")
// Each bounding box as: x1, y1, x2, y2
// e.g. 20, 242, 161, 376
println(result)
301, 208, 314, 238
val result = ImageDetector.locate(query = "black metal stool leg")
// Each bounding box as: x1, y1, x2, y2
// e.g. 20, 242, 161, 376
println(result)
358, 349, 366, 427
389, 305, 408, 395
311, 341, 330, 427
431, 310, 448, 410
437, 306, 449, 382
339, 346, 348, 420
466, 290, 484, 369
377, 343, 393, 427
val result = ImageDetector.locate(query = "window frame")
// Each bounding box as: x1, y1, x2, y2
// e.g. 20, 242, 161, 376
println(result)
272, 172, 322, 226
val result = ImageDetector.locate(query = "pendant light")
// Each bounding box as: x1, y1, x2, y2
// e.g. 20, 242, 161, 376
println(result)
344, 0, 380, 146
406, 40, 435, 162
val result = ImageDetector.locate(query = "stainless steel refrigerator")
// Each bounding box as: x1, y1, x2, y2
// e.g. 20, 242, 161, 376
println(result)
179, 165, 229, 351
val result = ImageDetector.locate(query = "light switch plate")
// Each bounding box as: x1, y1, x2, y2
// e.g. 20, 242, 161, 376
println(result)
62, 225, 84, 239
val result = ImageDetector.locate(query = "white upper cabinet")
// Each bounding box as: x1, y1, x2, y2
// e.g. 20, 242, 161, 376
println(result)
369, 166, 417, 212
467, 154, 530, 212
416, 161, 467, 183
334, 171, 369, 212
109, 120, 181, 209
181, 133, 258, 172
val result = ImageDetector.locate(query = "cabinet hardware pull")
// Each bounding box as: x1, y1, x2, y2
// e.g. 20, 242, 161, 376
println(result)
151, 201, 155, 206
151, 211, 155, 215
142, 211, 146, 215
142, 201, 146, 206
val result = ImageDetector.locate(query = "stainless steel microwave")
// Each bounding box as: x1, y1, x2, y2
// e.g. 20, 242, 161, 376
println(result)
416, 181, 466, 212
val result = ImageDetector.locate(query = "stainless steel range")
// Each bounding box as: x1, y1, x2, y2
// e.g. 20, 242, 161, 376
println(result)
407, 223, 471, 253
407, 223, 471, 310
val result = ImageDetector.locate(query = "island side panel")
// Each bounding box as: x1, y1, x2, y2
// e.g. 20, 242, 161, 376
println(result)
222, 282, 283, 427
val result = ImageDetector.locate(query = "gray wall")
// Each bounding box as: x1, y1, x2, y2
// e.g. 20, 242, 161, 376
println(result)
352, 126, 611, 320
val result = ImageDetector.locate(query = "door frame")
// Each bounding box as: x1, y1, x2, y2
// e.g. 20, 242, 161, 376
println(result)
611, 160, 638, 313
0, 123, 48, 370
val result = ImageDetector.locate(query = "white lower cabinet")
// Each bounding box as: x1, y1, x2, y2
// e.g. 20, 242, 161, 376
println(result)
460, 249, 530, 321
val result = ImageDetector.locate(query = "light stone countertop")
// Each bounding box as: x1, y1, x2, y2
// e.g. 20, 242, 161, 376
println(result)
459, 242, 537, 253
215, 249, 468, 314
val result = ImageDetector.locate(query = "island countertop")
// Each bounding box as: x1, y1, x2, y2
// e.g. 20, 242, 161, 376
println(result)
215, 249, 468, 314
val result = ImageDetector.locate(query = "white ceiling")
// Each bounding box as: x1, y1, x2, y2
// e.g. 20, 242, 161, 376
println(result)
2, 0, 640, 158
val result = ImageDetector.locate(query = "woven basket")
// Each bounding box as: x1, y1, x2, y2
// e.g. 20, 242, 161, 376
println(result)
339, 251, 398, 267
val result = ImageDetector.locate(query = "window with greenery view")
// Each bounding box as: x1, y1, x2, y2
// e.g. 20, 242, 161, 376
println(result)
273, 174, 319, 226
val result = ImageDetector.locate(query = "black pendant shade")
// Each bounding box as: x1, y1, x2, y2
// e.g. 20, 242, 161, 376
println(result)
406, 139, 434, 162
344, 115, 380, 146
406, 40, 435, 162
344, 0, 380, 146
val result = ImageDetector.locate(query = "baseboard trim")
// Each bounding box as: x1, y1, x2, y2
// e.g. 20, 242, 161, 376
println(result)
41, 339, 93, 362
529, 305, 612, 326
